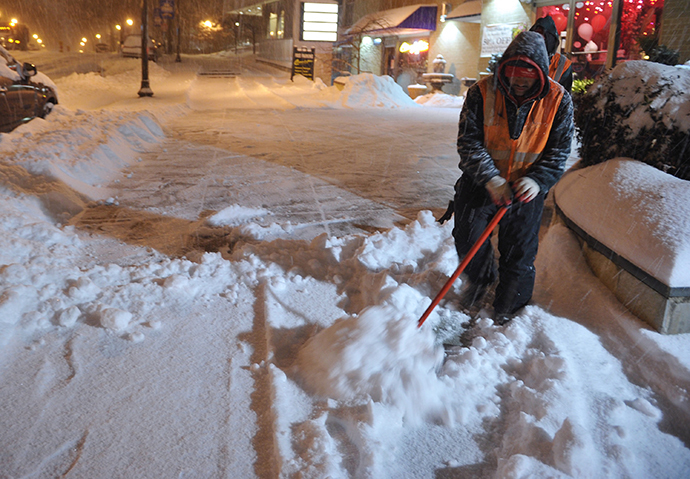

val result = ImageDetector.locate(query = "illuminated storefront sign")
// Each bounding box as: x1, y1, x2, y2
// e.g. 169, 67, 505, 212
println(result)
301, 3, 338, 42
399, 40, 429, 54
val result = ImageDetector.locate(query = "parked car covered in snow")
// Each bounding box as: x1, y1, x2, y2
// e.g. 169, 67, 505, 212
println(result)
0, 44, 59, 133
120, 34, 159, 62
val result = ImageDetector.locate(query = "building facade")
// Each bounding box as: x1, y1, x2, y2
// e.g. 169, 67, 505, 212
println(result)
223, 0, 685, 92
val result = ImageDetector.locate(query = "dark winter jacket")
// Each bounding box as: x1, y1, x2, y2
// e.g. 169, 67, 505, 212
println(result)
530, 16, 573, 92
456, 31, 574, 193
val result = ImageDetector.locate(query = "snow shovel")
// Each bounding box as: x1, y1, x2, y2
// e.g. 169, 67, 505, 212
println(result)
417, 206, 508, 328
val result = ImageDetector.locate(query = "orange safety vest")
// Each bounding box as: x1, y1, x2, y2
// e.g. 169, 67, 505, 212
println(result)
479, 77, 565, 182
549, 53, 572, 83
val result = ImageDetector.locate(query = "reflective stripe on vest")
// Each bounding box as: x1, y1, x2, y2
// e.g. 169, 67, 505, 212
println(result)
480, 77, 565, 181
549, 53, 571, 83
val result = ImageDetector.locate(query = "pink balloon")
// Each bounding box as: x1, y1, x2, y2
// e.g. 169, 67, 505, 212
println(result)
591, 14, 607, 33
578, 23, 593, 42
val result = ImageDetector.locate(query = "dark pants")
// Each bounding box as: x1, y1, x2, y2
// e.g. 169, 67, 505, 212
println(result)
452, 175, 544, 315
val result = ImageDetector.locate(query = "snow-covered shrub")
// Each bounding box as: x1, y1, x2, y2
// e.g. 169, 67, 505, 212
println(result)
574, 61, 690, 180
638, 36, 680, 66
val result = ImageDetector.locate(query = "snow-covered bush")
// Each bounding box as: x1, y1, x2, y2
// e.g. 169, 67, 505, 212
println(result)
574, 61, 690, 180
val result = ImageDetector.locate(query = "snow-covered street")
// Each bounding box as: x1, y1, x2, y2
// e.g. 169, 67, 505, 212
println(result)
1, 51, 689, 478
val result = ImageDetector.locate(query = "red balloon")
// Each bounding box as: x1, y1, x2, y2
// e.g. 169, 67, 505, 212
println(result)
591, 14, 607, 33
553, 13, 567, 33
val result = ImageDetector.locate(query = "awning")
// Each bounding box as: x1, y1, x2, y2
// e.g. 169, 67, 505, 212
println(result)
346, 4, 438, 36
446, 0, 482, 23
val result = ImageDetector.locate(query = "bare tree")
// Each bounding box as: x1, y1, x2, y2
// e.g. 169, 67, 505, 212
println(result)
334, 15, 391, 76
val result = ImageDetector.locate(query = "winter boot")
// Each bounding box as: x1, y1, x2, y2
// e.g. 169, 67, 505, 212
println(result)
493, 312, 514, 326
457, 280, 491, 312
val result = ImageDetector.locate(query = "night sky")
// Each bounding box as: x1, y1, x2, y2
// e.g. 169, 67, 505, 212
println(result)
1, 0, 226, 51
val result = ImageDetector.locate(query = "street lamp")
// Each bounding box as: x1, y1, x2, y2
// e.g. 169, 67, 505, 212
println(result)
175, 0, 182, 62
138, 0, 153, 97
115, 24, 122, 50
126, 18, 134, 38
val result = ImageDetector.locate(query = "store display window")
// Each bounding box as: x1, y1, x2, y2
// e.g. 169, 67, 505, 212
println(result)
536, 0, 664, 79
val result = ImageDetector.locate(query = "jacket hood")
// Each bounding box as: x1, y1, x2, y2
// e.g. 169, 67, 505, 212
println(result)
530, 16, 560, 55
495, 31, 551, 102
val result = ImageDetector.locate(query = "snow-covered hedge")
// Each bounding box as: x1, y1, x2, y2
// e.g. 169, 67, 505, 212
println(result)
574, 61, 690, 180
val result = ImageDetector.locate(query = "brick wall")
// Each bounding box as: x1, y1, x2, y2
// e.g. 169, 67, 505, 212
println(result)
659, 0, 690, 64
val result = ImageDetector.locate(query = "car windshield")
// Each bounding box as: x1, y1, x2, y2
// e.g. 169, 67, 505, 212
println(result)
0, 46, 20, 81
0, 45, 16, 65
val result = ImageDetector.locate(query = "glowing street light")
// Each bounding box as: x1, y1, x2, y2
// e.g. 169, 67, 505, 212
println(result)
203, 20, 213, 28
96, 34, 101, 39
82, 37, 87, 43
126, 19, 134, 26
33, 34, 38, 39
116, 24, 122, 31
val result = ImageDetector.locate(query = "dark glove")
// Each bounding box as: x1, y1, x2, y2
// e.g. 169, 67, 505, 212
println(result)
438, 200, 454, 224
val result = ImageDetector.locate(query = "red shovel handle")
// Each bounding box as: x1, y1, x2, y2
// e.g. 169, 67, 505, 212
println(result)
417, 206, 508, 328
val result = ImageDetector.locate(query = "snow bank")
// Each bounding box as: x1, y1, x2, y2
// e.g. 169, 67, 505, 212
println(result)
187, 72, 422, 110
553, 158, 690, 287
327, 74, 419, 108
414, 92, 465, 108
0, 105, 187, 201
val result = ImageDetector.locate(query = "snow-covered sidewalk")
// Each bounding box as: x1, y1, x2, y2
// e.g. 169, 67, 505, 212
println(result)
0, 52, 688, 478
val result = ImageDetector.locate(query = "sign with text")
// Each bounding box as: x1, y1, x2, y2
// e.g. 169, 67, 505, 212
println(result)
160, 0, 175, 20
481, 22, 524, 57
292, 47, 315, 81
301, 3, 338, 42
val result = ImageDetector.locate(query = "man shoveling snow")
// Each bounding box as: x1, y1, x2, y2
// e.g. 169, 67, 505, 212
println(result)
451, 31, 574, 326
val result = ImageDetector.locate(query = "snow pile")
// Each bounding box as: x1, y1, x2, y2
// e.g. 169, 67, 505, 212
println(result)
206, 204, 271, 227
414, 92, 465, 108
297, 285, 445, 424
187, 72, 421, 110
0, 105, 185, 201
328, 74, 419, 108
553, 158, 690, 287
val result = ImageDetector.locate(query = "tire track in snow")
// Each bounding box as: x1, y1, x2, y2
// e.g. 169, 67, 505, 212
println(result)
274, 114, 333, 238
245, 280, 282, 477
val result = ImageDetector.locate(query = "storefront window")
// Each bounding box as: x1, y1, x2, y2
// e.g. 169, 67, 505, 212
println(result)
265, 2, 289, 39
392, 38, 429, 85
537, 0, 664, 79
